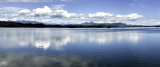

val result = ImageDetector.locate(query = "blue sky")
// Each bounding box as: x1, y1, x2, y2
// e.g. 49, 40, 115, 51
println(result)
0, 0, 160, 25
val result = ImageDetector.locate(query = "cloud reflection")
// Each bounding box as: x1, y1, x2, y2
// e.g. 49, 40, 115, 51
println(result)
0, 28, 142, 50
0, 53, 95, 67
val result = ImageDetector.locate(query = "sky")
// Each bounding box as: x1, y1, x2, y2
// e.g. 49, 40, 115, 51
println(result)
0, 0, 160, 25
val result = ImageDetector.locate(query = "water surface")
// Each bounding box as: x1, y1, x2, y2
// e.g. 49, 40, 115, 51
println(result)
0, 28, 160, 67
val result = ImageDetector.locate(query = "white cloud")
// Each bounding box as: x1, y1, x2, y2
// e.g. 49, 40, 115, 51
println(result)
17, 9, 31, 16
154, 20, 160, 25
51, 4, 66, 10
0, 7, 26, 12
88, 12, 114, 18
33, 6, 52, 14
156, 22, 160, 25
0, 6, 145, 24
126, 13, 144, 21
88, 12, 144, 23
0, 14, 19, 18
24, 6, 84, 19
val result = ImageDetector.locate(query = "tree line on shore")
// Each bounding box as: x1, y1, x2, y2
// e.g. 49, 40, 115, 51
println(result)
0, 21, 112, 28
0, 21, 160, 28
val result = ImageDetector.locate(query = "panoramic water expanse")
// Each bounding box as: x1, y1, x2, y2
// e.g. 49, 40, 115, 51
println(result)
0, 28, 160, 67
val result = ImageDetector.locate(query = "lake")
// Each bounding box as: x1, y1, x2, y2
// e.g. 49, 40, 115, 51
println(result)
0, 28, 160, 67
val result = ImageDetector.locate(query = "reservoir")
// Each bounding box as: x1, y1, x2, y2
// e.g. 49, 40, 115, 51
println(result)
0, 28, 160, 67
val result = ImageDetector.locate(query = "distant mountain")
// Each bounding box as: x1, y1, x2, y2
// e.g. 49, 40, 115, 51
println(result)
81, 22, 127, 27
127, 24, 143, 27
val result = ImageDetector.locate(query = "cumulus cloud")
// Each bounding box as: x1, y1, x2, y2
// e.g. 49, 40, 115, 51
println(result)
33, 6, 52, 14
126, 13, 144, 21
17, 9, 31, 16
18, 9, 31, 14
0, 6, 144, 24
19, 6, 84, 19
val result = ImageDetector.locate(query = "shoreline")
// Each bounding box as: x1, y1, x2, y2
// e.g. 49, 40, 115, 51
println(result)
1, 21, 160, 28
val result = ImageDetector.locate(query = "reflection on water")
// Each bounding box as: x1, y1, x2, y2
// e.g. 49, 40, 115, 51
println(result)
0, 53, 95, 67
0, 28, 142, 50
1, 28, 160, 67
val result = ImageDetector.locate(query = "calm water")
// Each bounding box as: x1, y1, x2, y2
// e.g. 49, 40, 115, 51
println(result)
0, 28, 160, 67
